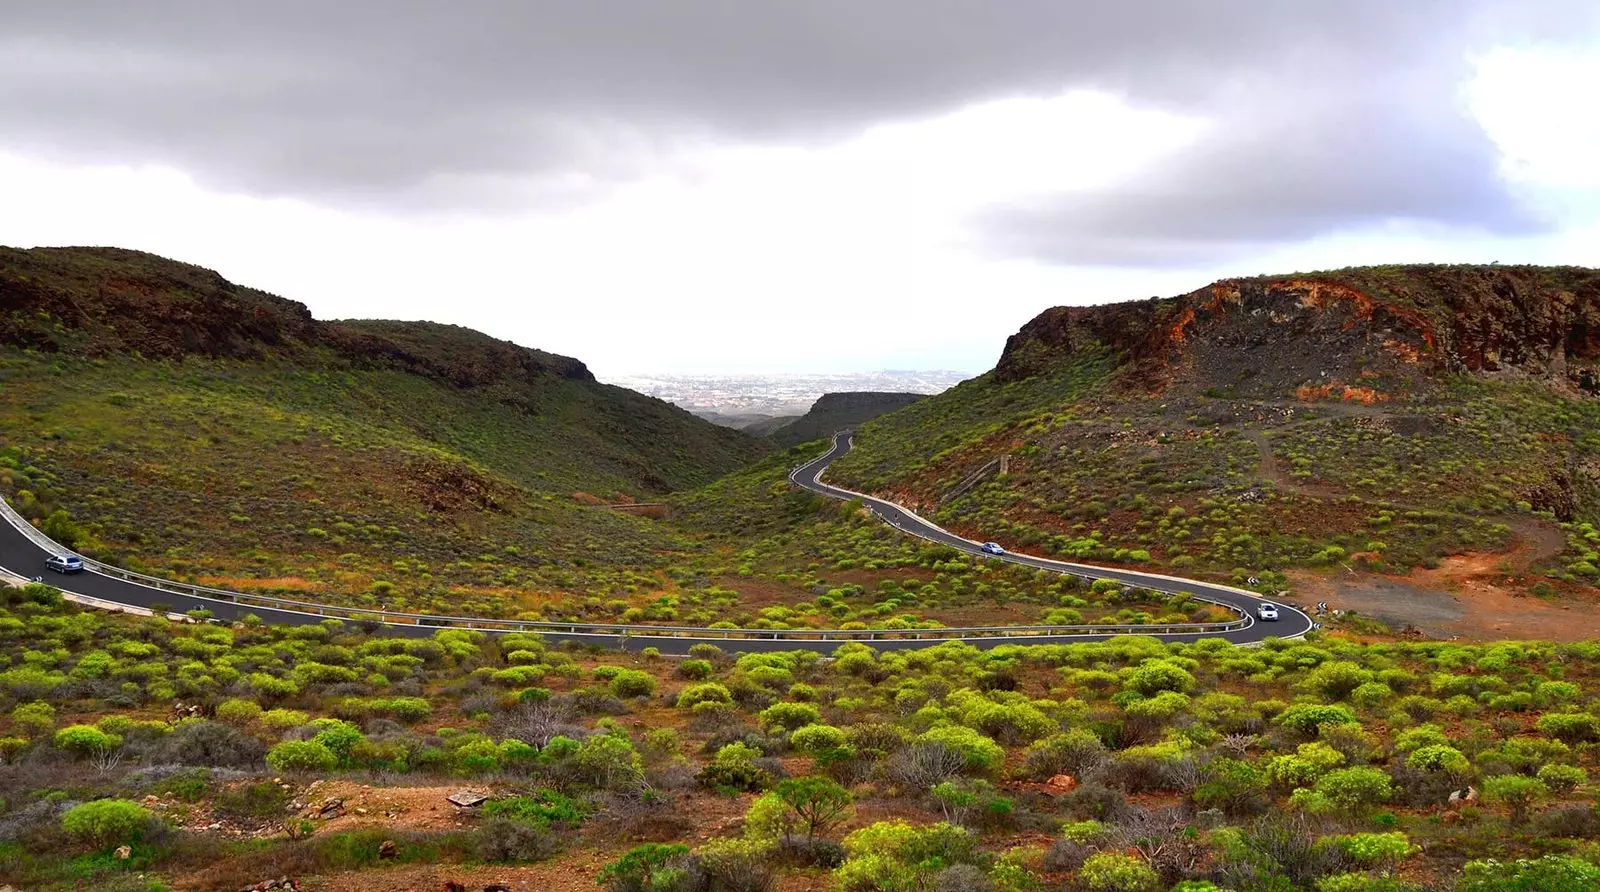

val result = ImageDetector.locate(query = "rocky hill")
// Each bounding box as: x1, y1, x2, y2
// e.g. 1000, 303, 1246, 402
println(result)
767, 391, 928, 447
829, 264, 1600, 610
0, 246, 769, 617
997, 265, 1600, 398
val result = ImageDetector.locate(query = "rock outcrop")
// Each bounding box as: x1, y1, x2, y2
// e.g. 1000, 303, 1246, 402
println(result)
997, 265, 1600, 399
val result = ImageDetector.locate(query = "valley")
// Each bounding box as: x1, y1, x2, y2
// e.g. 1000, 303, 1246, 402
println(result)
5, 251, 1600, 892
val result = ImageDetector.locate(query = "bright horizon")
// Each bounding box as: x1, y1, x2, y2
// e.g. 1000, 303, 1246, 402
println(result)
3, 3, 1599, 378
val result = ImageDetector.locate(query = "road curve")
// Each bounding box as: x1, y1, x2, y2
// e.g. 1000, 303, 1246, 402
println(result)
789, 432, 1313, 645
0, 437, 1308, 652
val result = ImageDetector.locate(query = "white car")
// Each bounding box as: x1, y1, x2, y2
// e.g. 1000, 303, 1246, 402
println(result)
1256, 603, 1280, 621
979, 542, 1006, 556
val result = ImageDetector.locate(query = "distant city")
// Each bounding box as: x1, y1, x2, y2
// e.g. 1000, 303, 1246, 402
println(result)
607, 370, 975, 427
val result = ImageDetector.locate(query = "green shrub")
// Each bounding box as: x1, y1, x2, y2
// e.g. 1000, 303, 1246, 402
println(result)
677, 683, 733, 709
1309, 766, 1392, 812
598, 843, 691, 890
678, 659, 714, 680
760, 702, 822, 732
574, 734, 645, 791
791, 725, 848, 754
1482, 774, 1548, 825
609, 670, 657, 699
776, 776, 854, 839
61, 799, 158, 846
310, 720, 366, 766
1122, 659, 1195, 696
695, 837, 777, 890
1077, 851, 1160, 892
215, 698, 263, 726
1267, 743, 1345, 789
917, 726, 1005, 774
261, 708, 310, 730
698, 742, 773, 793
1194, 757, 1269, 815
1535, 763, 1587, 794
266, 740, 339, 773
1534, 713, 1598, 743
1458, 854, 1600, 891
54, 724, 122, 757
837, 820, 978, 892
374, 697, 432, 723
1330, 831, 1415, 865
10, 700, 55, 738
481, 790, 588, 829
1277, 704, 1359, 737
1405, 744, 1470, 776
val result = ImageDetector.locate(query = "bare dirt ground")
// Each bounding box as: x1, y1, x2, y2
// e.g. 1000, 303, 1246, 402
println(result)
1287, 551, 1600, 641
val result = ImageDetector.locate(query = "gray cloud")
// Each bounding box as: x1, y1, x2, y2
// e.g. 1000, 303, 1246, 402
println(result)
1, 1, 1594, 256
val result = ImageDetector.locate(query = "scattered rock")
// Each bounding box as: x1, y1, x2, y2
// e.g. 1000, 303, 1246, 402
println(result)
378, 839, 398, 859
355, 807, 369, 815
1045, 774, 1078, 794
445, 883, 467, 892
447, 790, 490, 809
484, 885, 512, 892
114, 844, 132, 859
1447, 786, 1479, 808
240, 877, 299, 891
318, 797, 346, 818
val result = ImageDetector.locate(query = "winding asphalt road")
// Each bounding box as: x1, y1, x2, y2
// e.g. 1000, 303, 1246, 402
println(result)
0, 435, 1309, 652
789, 433, 1313, 644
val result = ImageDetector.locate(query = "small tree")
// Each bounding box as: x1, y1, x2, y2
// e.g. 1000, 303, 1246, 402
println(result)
54, 724, 121, 759
776, 777, 853, 841
1482, 775, 1548, 825
40, 510, 84, 549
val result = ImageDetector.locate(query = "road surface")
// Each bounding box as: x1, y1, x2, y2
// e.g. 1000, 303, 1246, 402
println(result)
788, 432, 1313, 645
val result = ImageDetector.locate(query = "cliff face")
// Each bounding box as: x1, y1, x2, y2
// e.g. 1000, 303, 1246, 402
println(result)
770, 391, 928, 446
0, 246, 593, 387
996, 265, 1600, 399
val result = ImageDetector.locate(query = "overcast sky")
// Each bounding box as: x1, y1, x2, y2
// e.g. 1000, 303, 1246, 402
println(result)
2, 2, 1599, 377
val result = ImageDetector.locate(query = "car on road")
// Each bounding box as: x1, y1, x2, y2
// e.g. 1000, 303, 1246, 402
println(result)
979, 542, 1006, 556
1256, 603, 1279, 621
46, 554, 85, 574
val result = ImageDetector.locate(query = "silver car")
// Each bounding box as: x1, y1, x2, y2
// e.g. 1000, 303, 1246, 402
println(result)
1256, 603, 1279, 621
46, 554, 85, 574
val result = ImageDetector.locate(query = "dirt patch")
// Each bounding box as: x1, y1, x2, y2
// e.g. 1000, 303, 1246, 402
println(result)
1288, 554, 1600, 641
298, 780, 503, 833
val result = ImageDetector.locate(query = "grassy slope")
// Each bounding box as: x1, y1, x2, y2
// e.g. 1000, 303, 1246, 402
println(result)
828, 282, 1600, 601
0, 247, 768, 617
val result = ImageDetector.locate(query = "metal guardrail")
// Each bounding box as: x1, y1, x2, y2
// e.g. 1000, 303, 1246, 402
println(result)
0, 488, 1248, 640
0, 495, 70, 557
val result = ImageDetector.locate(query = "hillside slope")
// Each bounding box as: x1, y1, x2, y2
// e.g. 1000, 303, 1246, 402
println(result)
0, 246, 769, 616
767, 391, 929, 447
829, 264, 1600, 609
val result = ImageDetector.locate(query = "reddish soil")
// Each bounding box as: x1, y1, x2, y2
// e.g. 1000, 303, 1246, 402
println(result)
1288, 552, 1600, 641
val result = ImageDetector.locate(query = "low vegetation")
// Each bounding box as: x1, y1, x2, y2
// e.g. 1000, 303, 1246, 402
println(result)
1, 585, 1599, 889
